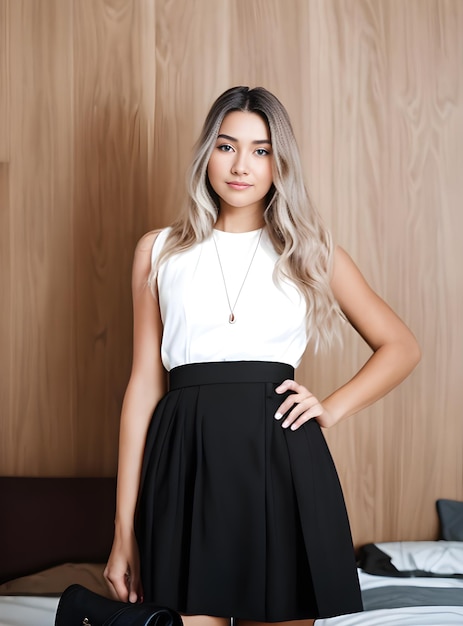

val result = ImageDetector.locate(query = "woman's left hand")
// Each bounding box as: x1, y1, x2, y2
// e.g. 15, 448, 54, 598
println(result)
274, 380, 337, 430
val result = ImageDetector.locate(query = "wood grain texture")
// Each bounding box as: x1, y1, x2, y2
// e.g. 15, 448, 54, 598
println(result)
0, 2, 9, 429
1, 0, 462, 546
0, 0, 8, 161
72, 0, 156, 474
151, 0, 231, 228
379, 0, 463, 540
300, 0, 463, 543
301, 0, 401, 544
6, 0, 74, 474
0, 163, 10, 467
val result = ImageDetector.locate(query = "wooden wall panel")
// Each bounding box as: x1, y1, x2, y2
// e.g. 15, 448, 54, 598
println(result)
72, 0, 156, 474
380, 0, 463, 540
0, 2, 10, 471
296, 0, 462, 544
0, 0, 8, 161
1, 0, 462, 546
0, 163, 10, 465
151, 0, 231, 228
295, 0, 394, 543
5, 0, 74, 474
229, 0, 312, 122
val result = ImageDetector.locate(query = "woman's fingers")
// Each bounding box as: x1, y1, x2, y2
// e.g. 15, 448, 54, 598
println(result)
128, 569, 143, 604
104, 565, 130, 602
104, 557, 142, 603
274, 379, 323, 430
104, 531, 143, 603
282, 401, 324, 430
105, 566, 143, 604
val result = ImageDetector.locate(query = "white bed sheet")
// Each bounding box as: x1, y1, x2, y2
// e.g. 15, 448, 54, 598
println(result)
368, 541, 463, 575
315, 606, 463, 625
358, 569, 463, 591
0, 596, 59, 626
315, 569, 463, 626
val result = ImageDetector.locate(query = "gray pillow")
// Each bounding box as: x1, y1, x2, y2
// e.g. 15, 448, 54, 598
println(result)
437, 499, 463, 541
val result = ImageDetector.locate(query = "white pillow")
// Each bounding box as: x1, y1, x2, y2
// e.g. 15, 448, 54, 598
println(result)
375, 541, 463, 576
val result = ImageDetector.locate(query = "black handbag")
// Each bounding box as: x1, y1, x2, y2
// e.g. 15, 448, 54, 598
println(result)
55, 584, 183, 626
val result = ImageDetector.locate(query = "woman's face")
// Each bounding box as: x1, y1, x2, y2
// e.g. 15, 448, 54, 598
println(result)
207, 111, 274, 216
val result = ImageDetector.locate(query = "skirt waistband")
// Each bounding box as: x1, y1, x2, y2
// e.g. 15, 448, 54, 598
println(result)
169, 361, 294, 390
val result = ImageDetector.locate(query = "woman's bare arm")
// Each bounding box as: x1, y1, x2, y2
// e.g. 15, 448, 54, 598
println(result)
275, 246, 421, 429
321, 246, 421, 425
104, 231, 167, 602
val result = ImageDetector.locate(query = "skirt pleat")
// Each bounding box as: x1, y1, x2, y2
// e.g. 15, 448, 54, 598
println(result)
136, 361, 362, 622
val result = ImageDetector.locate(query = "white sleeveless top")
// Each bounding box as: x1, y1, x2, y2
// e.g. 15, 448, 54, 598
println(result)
153, 227, 307, 371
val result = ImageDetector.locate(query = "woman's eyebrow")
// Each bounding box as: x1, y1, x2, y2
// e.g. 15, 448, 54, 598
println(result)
217, 133, 271, 145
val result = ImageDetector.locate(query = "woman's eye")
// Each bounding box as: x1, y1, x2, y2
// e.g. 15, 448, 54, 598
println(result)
255, 148, 270, 156
218, 144, 233, 152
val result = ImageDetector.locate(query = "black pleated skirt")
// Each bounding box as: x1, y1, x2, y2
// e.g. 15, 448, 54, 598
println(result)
136, 361, 362, 622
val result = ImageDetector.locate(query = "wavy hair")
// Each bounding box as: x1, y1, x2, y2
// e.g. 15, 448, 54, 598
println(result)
149, 86, 342, 348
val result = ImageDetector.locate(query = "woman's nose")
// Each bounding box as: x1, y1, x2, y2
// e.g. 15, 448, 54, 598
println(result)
231, 153, 249, 175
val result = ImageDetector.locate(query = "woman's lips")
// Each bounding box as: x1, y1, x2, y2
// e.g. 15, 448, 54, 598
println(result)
227, 182, 252, 190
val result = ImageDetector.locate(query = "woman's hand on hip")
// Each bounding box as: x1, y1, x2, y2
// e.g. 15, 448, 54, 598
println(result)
274, 379, 337, 430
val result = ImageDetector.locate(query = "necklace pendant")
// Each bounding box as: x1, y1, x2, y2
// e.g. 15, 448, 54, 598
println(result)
213, 228, 263, 328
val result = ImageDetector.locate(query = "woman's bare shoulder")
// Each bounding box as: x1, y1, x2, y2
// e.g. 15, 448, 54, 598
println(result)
131, 230, 166, 285
135, 229, 164, 254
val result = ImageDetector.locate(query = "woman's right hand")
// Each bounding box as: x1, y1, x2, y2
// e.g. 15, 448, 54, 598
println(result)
104, 529, 143, 603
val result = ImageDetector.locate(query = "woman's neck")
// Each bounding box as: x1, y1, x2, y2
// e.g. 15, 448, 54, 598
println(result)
214, 208, 265, 233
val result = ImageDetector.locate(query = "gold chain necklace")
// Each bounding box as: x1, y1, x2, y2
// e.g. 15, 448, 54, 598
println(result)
212, 229, 263, 324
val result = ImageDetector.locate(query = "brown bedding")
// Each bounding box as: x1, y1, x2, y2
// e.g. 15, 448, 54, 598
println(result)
0, 562, 109, 597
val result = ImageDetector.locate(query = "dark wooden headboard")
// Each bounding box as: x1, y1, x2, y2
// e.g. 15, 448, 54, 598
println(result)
0, 477, 116, 584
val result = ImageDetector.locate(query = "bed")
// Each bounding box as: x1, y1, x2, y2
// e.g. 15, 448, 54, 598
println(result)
316, 568, 463, 625
1, 478, 462, 626
315, 500, 463, 626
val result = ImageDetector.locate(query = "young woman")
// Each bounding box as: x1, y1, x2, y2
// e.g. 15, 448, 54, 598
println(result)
104, 86, 421, 626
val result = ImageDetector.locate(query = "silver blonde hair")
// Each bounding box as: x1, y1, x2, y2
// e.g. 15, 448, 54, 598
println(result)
149, 86, 342, 348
